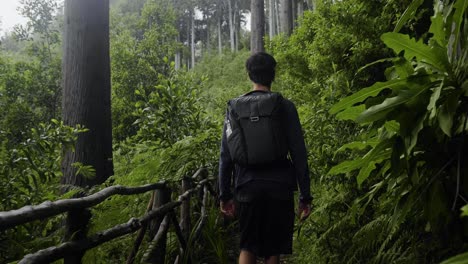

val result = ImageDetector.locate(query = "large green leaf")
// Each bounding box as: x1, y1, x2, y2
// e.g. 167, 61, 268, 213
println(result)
384, 120, 400, 134
330, 78, 408, 114
358, 152, 392, 187
438, 93, 459, 136
394, 0, 425, 33
330, 139, 393, 187
461, 204, 468, 217
328, 159, 366, 175
355, 57, 395, 76
427, 81, 443, 119
449, 0, 468, 61
356, 83, 431, 123
393, 57, 414, 79
404, 113, 426, 154
335, 105, 366, 121
361, 139, 394, 162
440, 252, 468, 264
357, 163, 377, 187
429, 2, 447, 47
336, 139, 378, 153
381, 32, 449, 72
356, 140, 394, 186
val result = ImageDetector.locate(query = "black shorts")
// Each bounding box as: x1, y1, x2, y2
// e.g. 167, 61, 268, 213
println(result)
238, 196, 294, 258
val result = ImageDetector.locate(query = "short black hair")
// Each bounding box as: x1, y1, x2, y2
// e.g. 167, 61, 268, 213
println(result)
245, 52, 277, 87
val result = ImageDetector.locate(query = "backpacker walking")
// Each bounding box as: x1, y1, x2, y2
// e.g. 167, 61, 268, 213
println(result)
218, 52, 312, 264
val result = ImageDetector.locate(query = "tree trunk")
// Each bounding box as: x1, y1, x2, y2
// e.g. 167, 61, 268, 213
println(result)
62, 0, 113, 188
191, 9, 195, 68
61, 1, 112, 263
147, 188, 171, 264
180, 178, 191, 239
218, 14, 222, 55
307, 0, 315, 11
280, 0, 292, 35
250, 0, 265, 54
269, 0, 276, 38
206, 16, 210, 54
297, 0, 304, 18
275, 0, 281, 35
227, 0, 235, 52
292, 0, 297, 27
175, 51, 181, 70
233, 0, 239, 52
175, 33, 181, 70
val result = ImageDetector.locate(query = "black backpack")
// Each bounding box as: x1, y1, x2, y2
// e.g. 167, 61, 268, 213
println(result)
225, 91, 288, 166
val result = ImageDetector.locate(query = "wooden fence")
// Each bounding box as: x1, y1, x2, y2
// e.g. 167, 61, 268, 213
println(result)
0, 168, 217, 264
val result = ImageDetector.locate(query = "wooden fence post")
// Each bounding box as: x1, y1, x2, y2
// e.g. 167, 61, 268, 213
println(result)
180, 177, 191, 239
146, 186, 171, 264
144, 214, 170, 264
196, 170, 208, 207
126, 192, 155, 264
63, 208, 91, 264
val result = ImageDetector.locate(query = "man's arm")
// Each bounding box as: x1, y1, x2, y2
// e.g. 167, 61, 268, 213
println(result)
284, 100, 312, 204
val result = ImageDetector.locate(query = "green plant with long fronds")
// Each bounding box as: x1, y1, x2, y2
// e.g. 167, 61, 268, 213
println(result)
330, 0, 468, 261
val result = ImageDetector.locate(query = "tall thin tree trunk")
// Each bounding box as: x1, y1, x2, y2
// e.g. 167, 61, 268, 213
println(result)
308, 0, 315, 11
236, 8, 240, 51
218, 14, 222, 55
297, 0, 304, 18
206, 21, 210, 53
228, 0, 235, 52
280, 0, 292, 35
250, 0, 265, 53
175, 36, 181, 70
233, 0, 238, 51
275, 0, 281, 35
191, 10, 195, 68
292, 0, 296, 27
175, 52, 181, 70
269, 0, 276, 38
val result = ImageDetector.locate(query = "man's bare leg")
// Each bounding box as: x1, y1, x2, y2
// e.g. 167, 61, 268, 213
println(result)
239, 250, 256, 264
265, 255, 280, 264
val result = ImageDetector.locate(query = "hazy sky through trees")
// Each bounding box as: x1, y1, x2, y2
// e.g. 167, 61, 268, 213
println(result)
0, 0, 27, 33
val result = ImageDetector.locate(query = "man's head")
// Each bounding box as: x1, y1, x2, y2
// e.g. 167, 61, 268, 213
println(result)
245, 52, 277, 88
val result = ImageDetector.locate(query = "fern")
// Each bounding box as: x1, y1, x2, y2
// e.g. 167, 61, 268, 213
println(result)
345, 215, 392, 262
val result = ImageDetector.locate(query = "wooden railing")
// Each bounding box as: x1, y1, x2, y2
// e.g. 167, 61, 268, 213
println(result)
0, 168, 217, 264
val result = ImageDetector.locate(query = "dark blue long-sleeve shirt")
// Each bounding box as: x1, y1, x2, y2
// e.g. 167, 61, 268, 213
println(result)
218, 92, 312, 203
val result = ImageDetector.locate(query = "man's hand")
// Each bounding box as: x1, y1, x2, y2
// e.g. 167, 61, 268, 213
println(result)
298, 201, 311, 221
220, 199, 236, 218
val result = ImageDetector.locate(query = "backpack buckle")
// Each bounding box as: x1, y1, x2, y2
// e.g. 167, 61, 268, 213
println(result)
250, 116, 259, 122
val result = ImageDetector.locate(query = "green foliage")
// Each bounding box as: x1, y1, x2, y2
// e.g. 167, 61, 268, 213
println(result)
0, 0, 62, 146
133, 71, 210, 146
264, 0, 466, 263
87, 45, 222, 264
0, 120, 86, 211
193, 51, 252, 113
330, 0, 468, 261
5, 0, 466, 262
0, 120, 86, 263
173, 202, 236, 264
441, 252, 468, 264
0, 55, 62, 143
110, 0, 182, 140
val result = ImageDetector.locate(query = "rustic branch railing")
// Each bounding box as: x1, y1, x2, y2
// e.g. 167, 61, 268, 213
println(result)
0, 168, 216, 264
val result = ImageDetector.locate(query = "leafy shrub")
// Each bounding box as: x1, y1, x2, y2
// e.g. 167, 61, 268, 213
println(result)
330, 0, 468, 262
0, 120, 86, 263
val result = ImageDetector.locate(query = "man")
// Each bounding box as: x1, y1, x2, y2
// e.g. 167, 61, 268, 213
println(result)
218, 52, 312, 264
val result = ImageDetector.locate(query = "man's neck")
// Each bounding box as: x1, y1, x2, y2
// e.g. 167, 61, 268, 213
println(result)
252, 83, 271, 91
